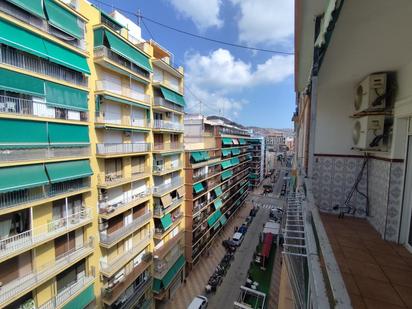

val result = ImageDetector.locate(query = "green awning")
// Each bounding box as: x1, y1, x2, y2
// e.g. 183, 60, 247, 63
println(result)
221, 170, 233, 181
102, 94, 149, 109
100, 10, 124, 29
214, 186, 222, 197
221, 160, 231, 169
62, 284, 95, 309
45, 81, 88, 111
0, 164, 49, 193
231, 157, 240, 166
222, 149, 231, 157
48, 123, 90, 147
43, 39, 90, 74
160, 213, 173, 230
222, 138, 232, 145
213, 221, 220, 230
193, 182, 204, 194
44, 0, 83, 39
6, 0, 46, 19
160, 86, 185, 107
0, 119, 48, 149
231, 148, 241, 156
214, 198, 222, 210
219, 215, 227, 226
0, 68, 45, 96
239, 138, 246, 145
153, 255, 185, 293
191, 152, 203, 162
207, 210, 222, 227
200, 151, 210, 160
45, 160, 92, 183
102, 29, 152, 73
249, 173, 258, 179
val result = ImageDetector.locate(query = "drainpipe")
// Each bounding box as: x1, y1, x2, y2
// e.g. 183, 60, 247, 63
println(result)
307, 76, 318, 178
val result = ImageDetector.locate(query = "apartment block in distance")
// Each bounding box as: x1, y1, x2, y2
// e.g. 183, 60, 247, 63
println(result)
183, 115, 251, 271
0, 0, 186, 308
247, 137, 265, 189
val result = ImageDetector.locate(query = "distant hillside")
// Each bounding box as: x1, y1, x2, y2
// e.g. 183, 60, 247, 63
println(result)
247, 127, 293, 137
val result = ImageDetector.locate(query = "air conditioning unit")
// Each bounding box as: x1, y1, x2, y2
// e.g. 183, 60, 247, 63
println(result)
354, 73, 387, 112
352, 115, 385, 150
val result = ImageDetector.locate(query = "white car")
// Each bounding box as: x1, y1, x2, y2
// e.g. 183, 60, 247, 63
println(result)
188, 295, 208, 309
232, 232, 244, 246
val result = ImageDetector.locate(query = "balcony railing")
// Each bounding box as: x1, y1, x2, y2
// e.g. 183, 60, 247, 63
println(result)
154, 247, 183, 278
154, 197, 183, 217
98, 170, 149, 187
0, 95, 88, 122
0, 178, 90, 212
154, 212, 182, 237
153, 142, 183, 152
153, 178, 183, 196
95, 111, 150, 129
0, 209, 92, 260
154, 230, 183, 259
153, 163, 182, 175
38, 275, 94, 309
100, 232, 152, 275
98, 188, 152, 215
114, 277, 152, 309
96, 143, 151, 155
152, 78, 183, 94
0, 238, 94, 305
94, 46, 150, 80
153, 97, 184, 113
153, 120, 183, 131
99, 211, 152, 246
0, 45, 87, 86
96, 80, 150, 104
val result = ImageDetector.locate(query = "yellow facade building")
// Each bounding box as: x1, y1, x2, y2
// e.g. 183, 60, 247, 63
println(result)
0, 0, 185, 308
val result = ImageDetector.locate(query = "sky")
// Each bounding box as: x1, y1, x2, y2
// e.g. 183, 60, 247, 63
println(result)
91, 0, 295, 129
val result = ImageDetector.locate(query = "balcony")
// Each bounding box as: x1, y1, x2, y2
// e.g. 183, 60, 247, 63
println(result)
112, 277, 152, 309
153, 120, 184, 131
38, 275, 94, 309
0, 45, 87, 87
0, 178, 91, 214
154, 246, 183, 278
154, 197, 183, 218
152, 78, 183, 94
96, 80, 151, 104
153, 142, 183, 153
153, 178, 183, 197
154, 212, 183, 238
153, 97, 184, 113
97, 170, 150, 188
100, 232, 152, 277
0, 238, 94, 307
96, 143, 151, 156
99, 211, 152, 247
94, 46, 150, 81
98, 188, 152, 219
95, 112, 150, 129
0, 209, 92, 261
154, 230, 184, 259
0, 95, 88, 123
102, 262, 152, 306
153, 163, 182, 176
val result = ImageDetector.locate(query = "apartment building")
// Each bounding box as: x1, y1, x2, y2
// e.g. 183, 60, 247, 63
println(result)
0, 1, 185, 308
247, 137, 265, 189
183, 115, 251, 271
265, 133, 285, 152
283, 0, 412, 307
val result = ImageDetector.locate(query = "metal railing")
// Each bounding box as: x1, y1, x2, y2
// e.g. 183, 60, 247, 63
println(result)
0, 95, 88, 122
154, 248, 183, 278
94, 46, 150, 79
154, 213, 182, 236
98, 188, 152, 215
38, 275, 94, 309
0, 178, 91, 211
153, 178, 183, 196
0, 238, 94, 305
98, 170, 149, 187
95, 111, 150, 128
153, 142, 183, 152
0, 209, 92, 260
110, 275, 152, 309
0, 45, 87, 86
154, 197, 183, 217
152, 163, 182, 174
100, 232, 152, 274
99, 211, 151, 246
96, 143, 151, 155
96, 80, 150, 104
152, 78, 183, 93
153, 119, 184, 131
153, 97, 184, 113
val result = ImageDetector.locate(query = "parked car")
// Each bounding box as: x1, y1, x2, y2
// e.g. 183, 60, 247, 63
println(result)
245, 216, 253, 226
232, 232, 244, 246
222, 239, 237, 250
238, 225, 248, 235
188, 295, 208, 309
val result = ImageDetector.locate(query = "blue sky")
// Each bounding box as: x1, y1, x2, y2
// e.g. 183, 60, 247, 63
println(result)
92, 0, 294, 128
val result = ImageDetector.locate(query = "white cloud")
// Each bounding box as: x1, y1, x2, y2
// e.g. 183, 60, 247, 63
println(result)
231, 0, 294, 46
184, 48, 293, 119
166, 0, 223, 31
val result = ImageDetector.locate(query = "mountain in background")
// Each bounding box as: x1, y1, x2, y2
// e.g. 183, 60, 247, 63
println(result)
247, 126, 294, 138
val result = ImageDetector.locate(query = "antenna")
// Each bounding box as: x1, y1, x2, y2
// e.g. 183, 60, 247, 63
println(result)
137, 9, 141, 26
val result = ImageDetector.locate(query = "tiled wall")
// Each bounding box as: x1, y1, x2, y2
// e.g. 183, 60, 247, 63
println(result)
312, 155, 404, 242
